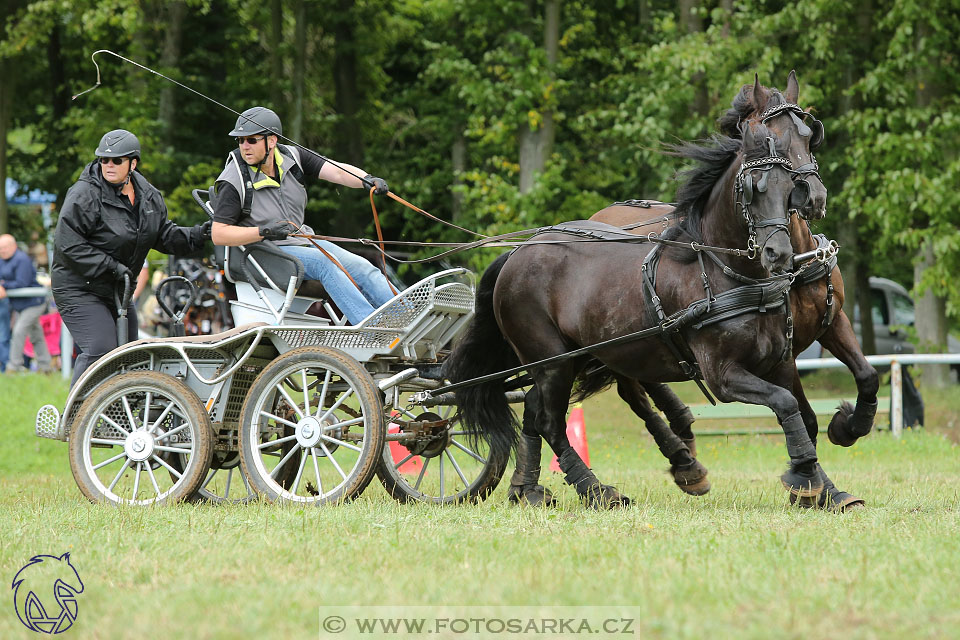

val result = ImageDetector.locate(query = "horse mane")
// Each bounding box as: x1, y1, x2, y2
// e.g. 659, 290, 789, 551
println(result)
717, 83, 787, 137
667, 123, 780, 246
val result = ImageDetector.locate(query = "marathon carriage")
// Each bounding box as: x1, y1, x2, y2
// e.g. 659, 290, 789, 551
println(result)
35, 188, 509, 507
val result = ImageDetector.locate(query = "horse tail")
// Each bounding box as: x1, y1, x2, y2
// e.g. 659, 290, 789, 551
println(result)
442, 252, 519, 459
571, 364, 617, 404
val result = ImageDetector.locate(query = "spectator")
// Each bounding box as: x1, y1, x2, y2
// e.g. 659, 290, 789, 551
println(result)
0, 233, 52, 373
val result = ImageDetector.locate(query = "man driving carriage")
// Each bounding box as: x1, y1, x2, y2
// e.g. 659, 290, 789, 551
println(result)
210, 106, 397, 325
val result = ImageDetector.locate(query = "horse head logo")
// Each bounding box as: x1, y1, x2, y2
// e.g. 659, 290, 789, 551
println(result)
12, 553, 84, 634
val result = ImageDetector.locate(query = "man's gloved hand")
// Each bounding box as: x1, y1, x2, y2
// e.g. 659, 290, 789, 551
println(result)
196, 219, 213, 241
259, 221, 296, 241
114, 262, 133, 285
363, 174, 389, 196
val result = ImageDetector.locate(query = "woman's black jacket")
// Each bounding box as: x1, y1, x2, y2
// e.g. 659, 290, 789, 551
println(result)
52, 162, 206, 308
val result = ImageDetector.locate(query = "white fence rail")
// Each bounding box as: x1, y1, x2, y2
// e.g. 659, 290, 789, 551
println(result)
796, 353, 960, 438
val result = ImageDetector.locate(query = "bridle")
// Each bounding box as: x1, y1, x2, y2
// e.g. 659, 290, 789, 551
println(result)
735, 136, 796, 260
756, 101, 825, 220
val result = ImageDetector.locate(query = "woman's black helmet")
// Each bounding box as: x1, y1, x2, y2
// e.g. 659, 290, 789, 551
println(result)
95, 129, 141, 159
229, 107, 282, 137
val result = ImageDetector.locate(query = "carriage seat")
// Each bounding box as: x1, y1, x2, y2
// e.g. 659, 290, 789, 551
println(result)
214, 241, 342, 326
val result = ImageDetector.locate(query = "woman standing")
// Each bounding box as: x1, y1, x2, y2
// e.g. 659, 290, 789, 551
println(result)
53, 129, 211, 385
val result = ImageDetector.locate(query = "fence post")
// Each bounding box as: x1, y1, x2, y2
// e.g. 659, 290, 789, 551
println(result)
890, 360, 903, 438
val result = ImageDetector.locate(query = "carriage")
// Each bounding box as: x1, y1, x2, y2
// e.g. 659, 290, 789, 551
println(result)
34, 188, 510, 507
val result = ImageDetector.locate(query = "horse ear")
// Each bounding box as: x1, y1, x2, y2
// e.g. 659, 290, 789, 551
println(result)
741, 121, 755, 148
785, 70, 799, 104
752, 74, 764, 111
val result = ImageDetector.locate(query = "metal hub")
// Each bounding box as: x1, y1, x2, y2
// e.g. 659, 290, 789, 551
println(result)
124, 431, 156, 462
295, 416, 323, 448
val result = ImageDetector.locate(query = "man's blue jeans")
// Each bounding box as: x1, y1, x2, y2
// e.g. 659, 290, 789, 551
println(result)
0, 297, 11, 372
279, 243, 396, 325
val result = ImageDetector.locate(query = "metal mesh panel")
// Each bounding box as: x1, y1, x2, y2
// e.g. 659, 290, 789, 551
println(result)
434, 283, 474, 311
272, 328, 399, 351
365, 281, 434, 328
222, 367, 259, 424
35, 405, 62, 440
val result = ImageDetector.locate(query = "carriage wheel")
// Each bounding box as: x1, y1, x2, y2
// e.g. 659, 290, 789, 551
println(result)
67, 371, 214, 505
375, 398, 508, 504
238, 346, 385, 505
179, 451, 255, 504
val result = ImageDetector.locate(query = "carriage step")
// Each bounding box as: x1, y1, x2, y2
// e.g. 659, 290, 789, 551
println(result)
35, 404, 63, 441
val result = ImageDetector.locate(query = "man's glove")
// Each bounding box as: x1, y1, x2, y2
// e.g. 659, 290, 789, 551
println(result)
259, 221, 296, 241
197, 220, 213, 241
363, 174, 389, 196
114, 262, 133, 285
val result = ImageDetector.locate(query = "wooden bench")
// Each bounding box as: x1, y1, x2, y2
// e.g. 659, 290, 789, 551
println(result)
688, 397, 890, 435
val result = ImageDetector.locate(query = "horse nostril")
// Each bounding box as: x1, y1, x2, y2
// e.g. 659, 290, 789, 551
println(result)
764, 247, 779, 263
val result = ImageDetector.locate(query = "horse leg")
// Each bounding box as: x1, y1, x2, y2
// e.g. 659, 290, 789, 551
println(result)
644, 382, 699, 456
712, 363, 823, 497
616, 378, 709, 496
537, 365, 630, 509
506, 386, 556, 507
820, 311, 880, 447
788, 368, 866, 512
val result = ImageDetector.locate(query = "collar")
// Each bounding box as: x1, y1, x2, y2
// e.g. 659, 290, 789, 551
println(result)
252, 148, 285, 189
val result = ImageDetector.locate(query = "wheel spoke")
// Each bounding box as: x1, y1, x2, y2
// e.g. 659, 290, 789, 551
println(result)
132, 462, 142, 501
301, 369, 311, 417
93, 451, 127, 471
319, 434, 361, 453
147, 401, 175, 435
439, 453, 445, 497
323, 416, 365, 431
290, 449, 308, 494
90, 438, 124, 447
269, 444, 301, 479
259, 433, 298, 450
143, 391, 152, 430
315, 370, 332, 418
145, 463, 162, 497
318, 388, 355, 424
152, 454, 183, 479
413, 456, 430, 491
98, 413, 130, 437
223, 468, 233, 499
318, 441, 347, 481
393, 451, 415, 470
122, 395, 140, 432
394, 406, 418, 420
155, 444, 193, 454
276, 383, 304, 420
310, 448, 324, 496
156, 419, 189, 441
450, 438, 486, 463
259, 412, 299, 429
108, 458, 132, 492
445, 449, 469, 487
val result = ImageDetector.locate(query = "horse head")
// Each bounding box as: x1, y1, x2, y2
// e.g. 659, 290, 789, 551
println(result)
738, 122, 796, 274
719, 73, 827, 221
12, 553, 84, 633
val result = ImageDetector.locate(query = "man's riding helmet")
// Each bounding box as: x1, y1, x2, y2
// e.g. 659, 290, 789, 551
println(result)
96, 129, 141, 159
229, 107, 282, 137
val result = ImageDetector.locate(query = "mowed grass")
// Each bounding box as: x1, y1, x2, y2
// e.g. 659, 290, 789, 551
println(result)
1, 372, 958, 640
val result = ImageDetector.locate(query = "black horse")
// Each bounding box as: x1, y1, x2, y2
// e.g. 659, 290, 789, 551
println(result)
445, 121, 824, 508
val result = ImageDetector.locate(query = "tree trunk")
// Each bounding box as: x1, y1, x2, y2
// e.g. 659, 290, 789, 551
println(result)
158, 1, 187, 142
678, 0, 708, 117
270, 0, 284, 85
518, 0, 559, 194
290, 0, 307, 141
0, 58, 10, 234
332, 0, 364, 236
451, 130, 466, 224
720, 0, 733, 37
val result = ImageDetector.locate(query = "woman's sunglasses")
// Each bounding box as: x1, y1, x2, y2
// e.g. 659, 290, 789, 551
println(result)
98, 157, 130, 166
235, 135, 266, 145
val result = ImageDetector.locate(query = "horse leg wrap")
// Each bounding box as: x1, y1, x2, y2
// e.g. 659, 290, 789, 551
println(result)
646, 414, 693, 466
558, 448, 599, 495
782, 411, 817, 466
507, 432, 554, 506
780, 412, 823, 497
850, 399, 878, 438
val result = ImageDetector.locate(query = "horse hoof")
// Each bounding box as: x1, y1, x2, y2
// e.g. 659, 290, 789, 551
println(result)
671, 460, 710, 496
584, 484, 631, 509
507, 484, 556, 507
780, 466, 824, 498
790, 490, 865, 513
827, 401, 858, 447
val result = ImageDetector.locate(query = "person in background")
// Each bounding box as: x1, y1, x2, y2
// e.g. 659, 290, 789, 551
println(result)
211, 106, 396, 325
52, 129, 211, 385
0, 233, 52, 373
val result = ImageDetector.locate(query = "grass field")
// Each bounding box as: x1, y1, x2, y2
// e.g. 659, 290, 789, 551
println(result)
1, 371, 958, 639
